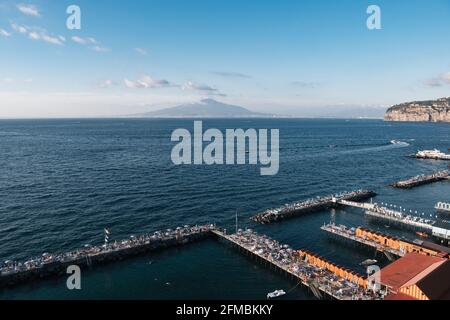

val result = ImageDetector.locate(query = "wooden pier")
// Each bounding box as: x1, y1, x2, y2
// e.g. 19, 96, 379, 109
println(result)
321, 224, 404, 258
321, 224, 450, 259
212, 229, 378, 300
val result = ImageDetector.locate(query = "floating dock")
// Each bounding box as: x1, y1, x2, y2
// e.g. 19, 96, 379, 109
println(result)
321, 223, 450, 259
251, 190, 376, 224
391, 170, 449, 189
212, 229, 379, 300
0, 225, 214, 288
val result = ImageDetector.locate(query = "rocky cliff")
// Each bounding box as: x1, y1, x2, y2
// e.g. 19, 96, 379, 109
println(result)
384, 97, 450, 122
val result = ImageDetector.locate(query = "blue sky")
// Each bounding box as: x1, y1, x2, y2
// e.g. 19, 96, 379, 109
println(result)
0, 0, 449, 117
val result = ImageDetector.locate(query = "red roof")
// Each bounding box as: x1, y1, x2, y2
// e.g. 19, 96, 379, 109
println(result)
384, 292, 418, 300
376, 253, 446, 290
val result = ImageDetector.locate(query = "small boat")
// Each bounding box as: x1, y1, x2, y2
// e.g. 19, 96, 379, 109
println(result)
267, 289, 286, 299
360, 259, 377, 266
435, 202, 450, 214
416, 231, 429, 238
390, 140, 408, 146
415, 149, 450, 160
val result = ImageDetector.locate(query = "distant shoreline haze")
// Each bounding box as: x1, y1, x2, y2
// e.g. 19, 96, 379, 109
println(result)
120, 98, 386, 120
5, 97, 450, 120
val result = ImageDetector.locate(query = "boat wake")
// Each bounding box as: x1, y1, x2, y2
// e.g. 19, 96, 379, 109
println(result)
338, 140, 410, 155
291, 140, 411, 160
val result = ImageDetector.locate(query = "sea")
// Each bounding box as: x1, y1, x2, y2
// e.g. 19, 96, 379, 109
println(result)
0, 118, 448, 299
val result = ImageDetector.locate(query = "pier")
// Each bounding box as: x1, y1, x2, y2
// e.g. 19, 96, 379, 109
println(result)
364, 208, 434, 231
391, 170, 449, 189
2, 224, 382, 299
335, 199, 450, 242
251, 190, 376, 224
321, 223, 404, 258
212, 229, 380, 300
2, 189, 447, 296
321, 223, 450, 259
0, 224, 214, 288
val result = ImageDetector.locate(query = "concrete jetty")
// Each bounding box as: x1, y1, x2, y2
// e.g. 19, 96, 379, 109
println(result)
0, 224, 214, 288
251, 190, 376, 224
391, 170, 449, 189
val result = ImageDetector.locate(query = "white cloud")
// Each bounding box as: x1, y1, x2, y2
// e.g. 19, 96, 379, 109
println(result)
28, 31, 40, 40
211, 71, 251, 79
424, 78, 441, 87
11, 23, 27, 34
72, 36, 108, 52
290, 81, 320, 88
425, 72, 450, 87
0, 29, 11, 37
91, 45, 110, 53
442, 72, 450, 83
71, 36, 97, 45
182, 81, 226, 97
26, 30, 63, 45
182, 81, 217, 92
17, 4, 40, 17
71, 36, 89, 44
124, 75, 173, 89
98, 79, 117, 88
135, 48, 148, 55
10, 22, 63, 45
41, 34, 63, 45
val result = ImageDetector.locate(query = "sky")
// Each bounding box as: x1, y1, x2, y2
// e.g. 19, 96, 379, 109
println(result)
0, 0, 449, 118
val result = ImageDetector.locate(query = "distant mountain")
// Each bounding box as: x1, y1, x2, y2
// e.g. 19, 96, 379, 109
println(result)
131, 99, 274, 118
385, 97, 450, 122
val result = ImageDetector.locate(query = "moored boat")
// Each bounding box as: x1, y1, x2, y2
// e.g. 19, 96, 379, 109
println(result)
267, 289, 286, 299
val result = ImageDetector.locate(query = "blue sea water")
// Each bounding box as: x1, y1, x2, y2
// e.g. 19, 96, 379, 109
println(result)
0, 118, 448, 299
